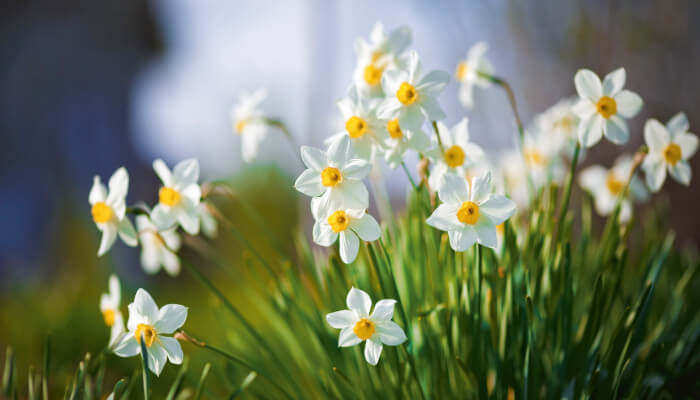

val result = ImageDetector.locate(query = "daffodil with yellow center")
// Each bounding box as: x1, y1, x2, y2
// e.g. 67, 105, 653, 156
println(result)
346, 116, 368, 138
363, 64, 384, 86
353, 318, 375, 340
386, 119, 402, 139
642, 115, 698, 191
524, 149, 546, 167
159, 187, 181, 207
89, 167, 138, 256
595, 96, 617, 119
329, 86, 384, 160
427, 118, 485, 192
663, 144, 682, 166
135, 323, 158, 347
100, 275, 125, 347
91, 202, 114, 224
150, 159, 202, 235
396, 82, 418, 105
456, 61, 469, 82
352, 22, 411, 97
456, 42, 493, 109
230, 88, 269, 162
328, 210, 350, 233
606, 173, 624, 196
234, 119, 247, 134
457, 201, 480, 225
136, 215, 182, 277
444, 145, 466, 168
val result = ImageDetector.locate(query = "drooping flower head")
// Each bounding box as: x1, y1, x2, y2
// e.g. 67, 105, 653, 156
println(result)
455, 41, 493, 109
327, 86, 386, 161
89, 167, 138, 256
326, 287, 407, 365
231, 88, 269, 162
642, 114, 698, 191
427, 118, 485, 191
100, 274, 125, 347
136, 215, 182, 277
150, 159, 202, 235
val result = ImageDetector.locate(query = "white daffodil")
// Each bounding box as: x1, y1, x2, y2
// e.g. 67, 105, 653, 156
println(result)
642, 114, 698, 191
579, 154, 649, 223
455, 41, 493, 109
326, 287, 407, 365
89, 167, 138, 256
499, 150, 531, 209
531, 98, 580, 158
114, 289, 187, 376
426, 172, 516, 251
521, 130, 565, 188
377, 50, 450, 132
311, 198, 381, 264
150, 159, 202, 235
326, 86, 386, 161
573, 68, 643, 147
136, 215, 182, 277
352, 21, 412, 98
100, 274, 125, 347
427, 118, 485, 191
198, 202, 218, 238
381, 117, 431, 168
231, 88, 270, 162
295, 135, 371, 210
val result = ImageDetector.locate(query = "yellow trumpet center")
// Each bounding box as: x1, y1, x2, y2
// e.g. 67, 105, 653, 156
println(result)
596, 96, 617, 119
102, 309, 116, 327
346, 116, 368, 139
524, 149, 546, 166
363, 64, 384, 86
396, 82, 418, 105
456, 61, 468, 81
234, 119, 247, 134
321, 167, 343, 187
457, 201, 480, 225
328, 210, 350, 233
606, 173, 624, 196
554, 116, 574, 132
134, 323, 157, 348
663, 143, 682, 166
353, 317, 375, 340
91, 202, 114, 224
444, 145, 466, 168
159, 187, 181, 207
387, 119, 402, 139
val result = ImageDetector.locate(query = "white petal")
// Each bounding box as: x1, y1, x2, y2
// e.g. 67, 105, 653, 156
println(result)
300, 146, 327, 171
312, 221, 337, 247
159, 336, 184, 365
428, 162, 448, 191
420, 97, 446, 121
146, 343, 168, 376
150, 205, 176, 231
644, 119, 670, 152
152, 159, 173, 187
370, 300, 396, 321
399, 105, 425, 129
133, 288, 159, 324
350, 214, 381, 242
161, 249, 181, 277
328, 134, 354, 168
642, 154, 666, 192
604, 115, 629, 145
176, 206, 200, 235
338, 327, 362, 347
448, 228, 478, 252
326, 310, 357, 329
667, 112, 689, 135
578, 115, 604, 148
438, 173, 469, 204
108, 167, 129, 199
97, 223, 118, 256
342, 159, 371, 180
346, 287, 372, 317
452, 117, 470, 147
473, 219, 498, 249
140, 246, 161, 275
458, 82, 474, 108
572, 99, 596, 120
108, 275, 120, 305
426, 203, 462, 231
574, 69, 602, 101
676, 133, 698, 160
331, 180, 369, 210
602, 67, 626, 96
376, 98, 403, 121
117, 218, 138, 247
294, 169, 324, 197
376, 321, 407, 345
470, 171, 492, 204
579, 165, 607, 193
89, 176, 107, 205
113, 336, 140, 357
416, 70, 450, 96
154, 304, 188, 334
669, 161, 692, 186
364, 339, 383, 365
173, 159, 199, 185
614, 90, 643, 118
479, 195, 516, 225
339, 231, 360, 264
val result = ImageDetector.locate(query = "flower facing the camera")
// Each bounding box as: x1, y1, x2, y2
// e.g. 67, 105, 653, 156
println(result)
136, 215, 182, 277
381, 117, 432, 168
642, 114, 698, 191
455, 41, 493, 109
327, 86, 386, 161
150, 159, 202, 235
427, 118, 485, 191
100, 274, 125, 347
231, 88, 270, 162
113, 289, 187, 376
89, 167, 138, 256
326, 287, 407, 365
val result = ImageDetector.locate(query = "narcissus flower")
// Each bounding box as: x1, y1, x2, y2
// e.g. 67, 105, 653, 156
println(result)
377, 50, 450, 131
427, 118, 485, 191
352, 22, 411, 98
642, 114, 698, 191
381, 117, 431, 168
579, 154, 649, 223
89, 167, 138, 256
521, 130, 565, 187
114, 289, 187, 376
136, 215, 182, 277
573, 68, 643, 147
100, 274, 125, 347
231, 88, 270, 162
311, 198, 381, 264
455, 41, 493, 109
150, 159, 202, 235
326, 287, 407, 365
427, 172, 516, 251
295, 135, 371, 210
327, 86, 385, 160
531, 98, 580, 158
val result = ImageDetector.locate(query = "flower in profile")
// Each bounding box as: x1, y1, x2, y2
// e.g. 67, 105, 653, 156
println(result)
377, 50, 450, 131
579, 154, 649, 223
231, 88, 269, 162
114, 289, 187, 376
427, 118, 485, 191
455, 41, 493, 109
89, 167, 138, 256
136, 215, 182, 276
642, 114, 698, 191
427, 172, 516, 251
531, 98, 580, 158
198, 202, 218, 238
381, 117, 431, 168
573, 68, 643, 147
150, 159, 202, 235
311, 198, 380, 264
352, 21, 412, 98
295, 135, 371, 210
100, 274, 125, 347
326, 287, 407, 365
326, 86, 385, 160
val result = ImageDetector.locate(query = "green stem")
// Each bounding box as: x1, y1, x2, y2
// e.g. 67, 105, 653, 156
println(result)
475, 245, 483, 350
554, 143, 581, 245
400, 161, 418, 191
431, 121, 446, 154
139, 335, 150, 400
401, 345, 427, 400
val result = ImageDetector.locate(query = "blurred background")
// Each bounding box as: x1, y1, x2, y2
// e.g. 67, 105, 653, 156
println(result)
1, 0, 699, 395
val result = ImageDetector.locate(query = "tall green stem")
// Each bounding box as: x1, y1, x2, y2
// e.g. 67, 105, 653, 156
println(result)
400, 161, 418, 191
554, 143, 581, 246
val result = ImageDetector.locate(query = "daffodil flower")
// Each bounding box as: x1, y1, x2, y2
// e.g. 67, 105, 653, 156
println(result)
295, 135, 371, 210
113, 289, 187, 376
573, 68, 643, 147
455, 41, 493, 109
642, 114, 698, 191
231, 88, 270, 162
136, 215, 182, 277
427, 118, 485, 191
326, 86, 385, 160
100, 274, 125, 347
150, 159, 202, 235
579, 154, 649, 223
311, 198, 381, 264
89, 167, 138, 256
531, 98, 580, 158
521, 130, 565, 187
326, 287, 407, 365
381, 117, 431, 168
427, 172, 516, 251
377, 50, 450, 131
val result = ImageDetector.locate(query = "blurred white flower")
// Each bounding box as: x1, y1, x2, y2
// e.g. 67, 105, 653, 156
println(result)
114, 289, 187, 376
381, 117, 431, 168
326, 287, 407, 365
136, 215, 182, 277
198, 202, 219, 238
531, 97, 580, 158
150, 159, 202, 235
100, 274, 125, 347
231, 89, 270, 162
427, 118, 485, 191
455, 41, 493, 109
573, 68, 643, 148
521, 130, 565, 187
642, 114, 698, 191
311, 198, 380, 264
426, 172, 516, 251
89, 167, 138, 256
499, 150, 530, 208
326, 86, 386, 161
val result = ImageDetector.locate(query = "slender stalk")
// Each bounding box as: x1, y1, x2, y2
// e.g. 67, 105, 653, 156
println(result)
554, 142, 581, 245
431, 121, 446, 154
401, 345, 427, 400
139, 335, 150, 400
264, 118, 301, 158
475, 245, 483, 353
400, 161, 418, 191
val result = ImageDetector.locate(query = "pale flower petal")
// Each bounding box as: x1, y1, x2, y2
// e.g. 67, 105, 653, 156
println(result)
574, 69, 602, 101
614, 90, 643, 118
159, 336, 184, 365
604, 115, 629, 145
326, 310, 357, 329
669, 161, 692, 186
133, 288, 160, 324
376, 321, 407, 345
346, 287, 372, 317
339, 327, 362, 347
339, 231, 361, 264
370, 299, 396, 321
154, 304, 188, 334
479, 195, 516, 225
364, 339, 383, 365
602, 67, 626, 96
644, 119, 670, 152
676, 133, 698, 160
